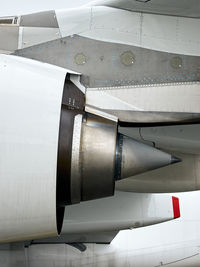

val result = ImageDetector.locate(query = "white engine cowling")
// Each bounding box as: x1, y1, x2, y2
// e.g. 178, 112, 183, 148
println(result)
0, 55, 119, 243
0, 55, 67, 243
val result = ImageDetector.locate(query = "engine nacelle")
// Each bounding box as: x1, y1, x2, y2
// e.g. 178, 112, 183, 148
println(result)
0, 55, 67, 242
0, 55, 180, 243
0, 55, 118, 243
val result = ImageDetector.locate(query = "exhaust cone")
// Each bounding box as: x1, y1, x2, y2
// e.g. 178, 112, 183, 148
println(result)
115, 134, 181, 180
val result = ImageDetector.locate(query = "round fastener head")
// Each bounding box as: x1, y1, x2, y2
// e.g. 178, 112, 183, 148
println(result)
75, 53, 87, 65
120, 51, 135, 66
171, 57, 183, 69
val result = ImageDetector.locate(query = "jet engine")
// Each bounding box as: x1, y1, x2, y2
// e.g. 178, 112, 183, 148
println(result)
0, 55, 179, 243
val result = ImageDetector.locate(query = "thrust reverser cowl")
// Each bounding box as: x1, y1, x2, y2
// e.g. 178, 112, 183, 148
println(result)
115, 134, 181, 180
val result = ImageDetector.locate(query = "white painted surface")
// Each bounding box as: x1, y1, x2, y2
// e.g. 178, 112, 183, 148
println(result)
120, 125, 200, 155
18, 26, 23, 49
0, 55, 67, 242
4, 191, 199, 267
85, 105, 118, 121
63, 191, 175, 233
20, 27, 61, 49
70, 114, 83, 203
141, 125, 200, 155
56, 6, 200, 56
55, 7, 91, 37
81, 7, 143, 47
0, 0, 90, 17
88, 0, 200, 18
86, 82, 200, 113
70, 74, 85, 94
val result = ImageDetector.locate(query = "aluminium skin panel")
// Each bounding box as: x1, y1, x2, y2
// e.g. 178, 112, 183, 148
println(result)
0, 55, 67, 242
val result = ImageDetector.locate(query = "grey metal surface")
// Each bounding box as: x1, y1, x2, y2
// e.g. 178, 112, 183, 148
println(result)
14, 35, 200, 88
91, 0, 200, 18
120, 134, 179, 179
80, 114, 117, 201
20, 11, 59, 28
30, 231, 118, 244
56, 73, 85, 206
0, 26, 19, 52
